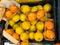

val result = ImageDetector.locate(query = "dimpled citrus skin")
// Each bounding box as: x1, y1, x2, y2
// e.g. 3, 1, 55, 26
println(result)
29, 32, 34, 40
8, 20, 15, 26
44, 4, 51, 12
21, 21, 30, 30
45, 21, 54, 30
15, 27, 24, 35
9, 4, 18, 13
13, 24, 19, 30
36, 22, 44, 31
20, 32, 29, 41
31, 6, 38, 12
28, 13, 37, 22
20, 14, 26, 21
5, 29, 14, 35
5, 10, 12, 19
12, 33, 20, 40
37, 10, 45, 19
34, 32, 43, 42
44, 30, 55, 39
21, 5, 30, 14
12, 15, 20, 22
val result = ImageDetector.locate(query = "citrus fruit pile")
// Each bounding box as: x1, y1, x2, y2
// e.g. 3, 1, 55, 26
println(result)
4, 4, 18, 19
4, 3, 55, 42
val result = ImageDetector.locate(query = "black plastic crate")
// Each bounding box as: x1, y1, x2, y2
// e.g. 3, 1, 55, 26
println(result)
0, 0, 58, 45
19, 0, 57, 43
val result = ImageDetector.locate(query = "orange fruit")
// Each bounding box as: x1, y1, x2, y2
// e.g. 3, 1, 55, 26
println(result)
55, 43, 60, 45
5, 10, 12, 19
17, 43, 21, 45
21, 41, 28, 45
9, 4, 18, 13
28, 12, 36, 22
37, 10, 45, 19
12, 33, 20, 40
5, 29, 14, 35
45, 20, 54, 30
43, 30, 55, 39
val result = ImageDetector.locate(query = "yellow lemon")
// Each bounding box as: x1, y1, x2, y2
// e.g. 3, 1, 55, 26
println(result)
20, 32, 29, 41
34, 32, 43, 42
13, 24, 19, 30
36, 22, 44, 31
21, 21, 30, 30
8, 20, 15, 26
20, 14, 26, 21
31, 6, 38, 12
12, 15, 19, 22
15, 27, 24, 35
44, 4, 51, 12
29, 32, 34, 40
30, 25, 36, 32
37, 5, 43, 10
21, 5, 30, 14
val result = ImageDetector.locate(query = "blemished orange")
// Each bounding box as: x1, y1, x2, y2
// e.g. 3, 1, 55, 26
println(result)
21, 41, 28, 45
28, 12, 36, 22
5, 10, 12, 19
44, 30, 55, 39
37, 10, 45, 19
5, 29, 14, 35
12, 33, 20, 40
45, 20, 54, 30
9, 4, 18, 13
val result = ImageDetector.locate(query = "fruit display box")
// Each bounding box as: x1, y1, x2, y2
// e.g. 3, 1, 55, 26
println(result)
0, 0, 58, 45
18, 0, 57, 43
